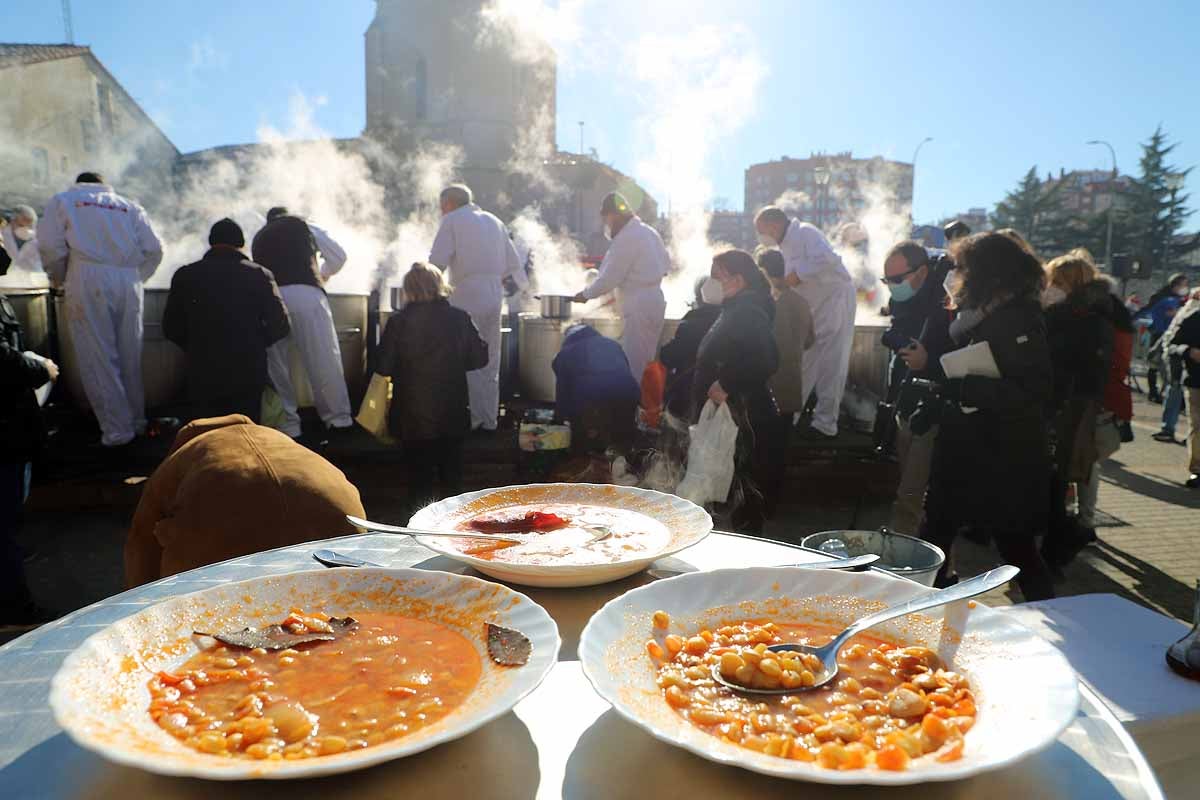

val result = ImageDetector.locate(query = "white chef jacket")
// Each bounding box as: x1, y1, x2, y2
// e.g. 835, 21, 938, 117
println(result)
308, 222, 347, 281
428, 204, 523, 300
1, 226, 42, 273
778, 219, 852, 289
37, 182, 162, 284
579, 216, 669, 301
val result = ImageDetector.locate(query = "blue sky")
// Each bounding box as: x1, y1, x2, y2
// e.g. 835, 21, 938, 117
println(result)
11, 1, 1198, 227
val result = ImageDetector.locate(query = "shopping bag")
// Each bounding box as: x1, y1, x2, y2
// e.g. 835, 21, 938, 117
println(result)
676, 400, 739, 506
356, 373, 395, 443
261, 385, 288, 431
639, 360, 667, 430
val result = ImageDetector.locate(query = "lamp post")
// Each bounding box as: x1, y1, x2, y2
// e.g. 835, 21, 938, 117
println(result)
578, 121, 585, 156
1086, 140, 1117, 271
911, 137, 932, 222
814, 166, 831, 230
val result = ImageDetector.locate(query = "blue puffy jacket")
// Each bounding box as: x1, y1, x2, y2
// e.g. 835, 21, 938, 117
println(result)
552, 324, 640, 420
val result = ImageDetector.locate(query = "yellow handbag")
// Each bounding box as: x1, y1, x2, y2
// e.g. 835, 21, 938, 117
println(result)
356, 372, 395, 443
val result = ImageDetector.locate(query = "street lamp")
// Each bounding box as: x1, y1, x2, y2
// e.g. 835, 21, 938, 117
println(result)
814, 166, 831, 229
911, 137, 932, 220
1086, 140, 1117, 271
578, 121, 585, 156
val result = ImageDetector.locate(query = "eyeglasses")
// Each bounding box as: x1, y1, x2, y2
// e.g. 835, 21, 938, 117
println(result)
880, 265, 926, 285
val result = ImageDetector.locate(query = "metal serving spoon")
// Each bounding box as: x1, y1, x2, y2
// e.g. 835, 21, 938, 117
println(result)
711, 565, 1020, 695
346, 514, 613, 544
312, 549, 383, 569
647, 553, 879, 581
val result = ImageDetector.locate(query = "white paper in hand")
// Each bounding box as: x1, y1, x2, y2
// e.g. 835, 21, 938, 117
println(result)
940, 341, 1001, 379
23, 351, 54, 407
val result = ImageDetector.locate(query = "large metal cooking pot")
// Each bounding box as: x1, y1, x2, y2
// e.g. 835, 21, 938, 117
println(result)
848, 322, 891, 402
54, 288, 186, 411
537, 294, 575, 320
2, 288, 51, 356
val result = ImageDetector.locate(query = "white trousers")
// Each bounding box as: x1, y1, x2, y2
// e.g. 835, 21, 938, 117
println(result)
65, 263, 145, 446
799, 282, 856, 436
620, 285, 667, 389
451, 278, 503, 431
267, 285, 352, 436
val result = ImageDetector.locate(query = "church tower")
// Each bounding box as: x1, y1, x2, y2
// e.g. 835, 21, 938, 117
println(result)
364, 0, 556, 169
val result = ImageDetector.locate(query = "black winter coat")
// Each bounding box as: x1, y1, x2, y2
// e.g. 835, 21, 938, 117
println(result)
928, 297, 1052, 535
660, 303, 720, 419
1, 294, 50, 463
691, 289, 780, 425
251, 216, 322, 289
886, 256, 956, 414
1044, 280, 1115, 408
1170, 308, 1200, 389
163, 247, 291, 402
378, 298, 489, 441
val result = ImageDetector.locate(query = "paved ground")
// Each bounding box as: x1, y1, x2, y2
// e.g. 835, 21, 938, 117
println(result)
7, 392, 1197, 648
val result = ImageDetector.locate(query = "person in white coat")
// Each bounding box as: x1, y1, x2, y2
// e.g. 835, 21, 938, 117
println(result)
251, 207, 353, 438
754, 206, 855, 438
572, 192, 668, 387
1, 206, 42, 275
38, 173, 163, 447
428, 184, 525, 432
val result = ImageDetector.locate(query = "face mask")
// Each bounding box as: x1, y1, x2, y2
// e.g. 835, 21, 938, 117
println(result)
1176, 286, 1190, 297
757, 232, 777, 248
700, 277, 725, 305
887, 278, 917, 303
14, 227, 34, 241
1041, 285, 1067, 308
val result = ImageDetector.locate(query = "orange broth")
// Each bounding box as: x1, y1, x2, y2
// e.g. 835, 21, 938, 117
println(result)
148, 610, 482, 760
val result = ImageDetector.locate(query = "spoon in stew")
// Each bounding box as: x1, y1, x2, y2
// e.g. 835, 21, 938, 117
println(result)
710, 565, 1019, 695
347, 515, 614, 544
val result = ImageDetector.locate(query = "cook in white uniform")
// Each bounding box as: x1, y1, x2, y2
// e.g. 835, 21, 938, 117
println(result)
429, 184, 525, 432
1, 206, 42, 275
38, 173, 163, 447
755, 206, 855, 438
572, 192, 668, 387
252, 207, 353, 438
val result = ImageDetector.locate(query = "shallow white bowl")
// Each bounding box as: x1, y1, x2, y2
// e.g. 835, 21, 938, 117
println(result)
408, 483, 712, 588
48, 568, 559, 780
578, 566, 1079, 785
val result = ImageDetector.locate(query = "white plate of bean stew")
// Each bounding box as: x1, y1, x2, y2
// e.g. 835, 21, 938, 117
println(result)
579, 566, 1079, 785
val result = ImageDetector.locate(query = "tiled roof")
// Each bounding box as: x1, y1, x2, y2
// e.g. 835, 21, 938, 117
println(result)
0, 43, 89, 70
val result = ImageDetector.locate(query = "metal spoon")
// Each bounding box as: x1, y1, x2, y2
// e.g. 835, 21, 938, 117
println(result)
346, 514, 613, 544
312, 549, 382, 569
711, 564, 1020, 695
647, 553, 880, 580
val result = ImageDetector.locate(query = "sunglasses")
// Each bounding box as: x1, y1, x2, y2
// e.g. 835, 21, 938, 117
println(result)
880, 264, 926, 285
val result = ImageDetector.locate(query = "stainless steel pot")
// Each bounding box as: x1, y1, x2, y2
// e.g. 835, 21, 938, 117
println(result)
537, 294, 574, 320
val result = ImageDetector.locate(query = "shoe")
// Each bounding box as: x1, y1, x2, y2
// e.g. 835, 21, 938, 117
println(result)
1187, 474, 1200, 489
1148, 393, 1163, 404
1153, 431, 1178, 443
799, 425, 837, 441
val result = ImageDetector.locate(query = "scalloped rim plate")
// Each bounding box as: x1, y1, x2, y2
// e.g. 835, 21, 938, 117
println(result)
408, 483, 713, 587
578, 566, 1079, 785
48, 568, 560, 780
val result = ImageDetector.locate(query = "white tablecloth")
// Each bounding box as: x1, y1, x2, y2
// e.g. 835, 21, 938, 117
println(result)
1001, 593, 1200, 798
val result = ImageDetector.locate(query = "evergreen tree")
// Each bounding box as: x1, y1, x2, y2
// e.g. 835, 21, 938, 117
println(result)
1127, 126, 1192, 276
990, 167, 1065, 254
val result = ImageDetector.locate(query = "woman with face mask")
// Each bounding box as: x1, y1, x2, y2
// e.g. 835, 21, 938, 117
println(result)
659, 276, 723, 420
1039, 250, 1118, 571
690, 250, 780, 533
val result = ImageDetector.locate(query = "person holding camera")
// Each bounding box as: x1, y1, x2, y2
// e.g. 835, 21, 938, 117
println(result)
919, 232, 1056, 601
878, 241, 956, 535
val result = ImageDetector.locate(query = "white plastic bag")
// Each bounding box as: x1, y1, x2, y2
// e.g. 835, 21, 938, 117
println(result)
676, 400, 739, 506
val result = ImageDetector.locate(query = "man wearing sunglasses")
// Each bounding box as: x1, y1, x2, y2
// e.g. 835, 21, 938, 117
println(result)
880, 239, 956, 537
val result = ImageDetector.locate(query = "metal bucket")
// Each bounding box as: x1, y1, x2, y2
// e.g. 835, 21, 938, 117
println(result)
54, 288, 186, 411
2, 288, 51, 356
801, 528, 945, 587
848, 323, 891, 401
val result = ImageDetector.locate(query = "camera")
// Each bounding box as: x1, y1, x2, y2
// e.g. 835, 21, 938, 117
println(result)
906, 378, 955, 436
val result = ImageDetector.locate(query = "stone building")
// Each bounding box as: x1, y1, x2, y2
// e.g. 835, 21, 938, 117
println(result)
0, 44, 178, 214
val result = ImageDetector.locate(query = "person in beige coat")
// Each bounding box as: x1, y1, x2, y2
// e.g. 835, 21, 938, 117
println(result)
758, 249, 815, 515
124, 415, 364, 587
